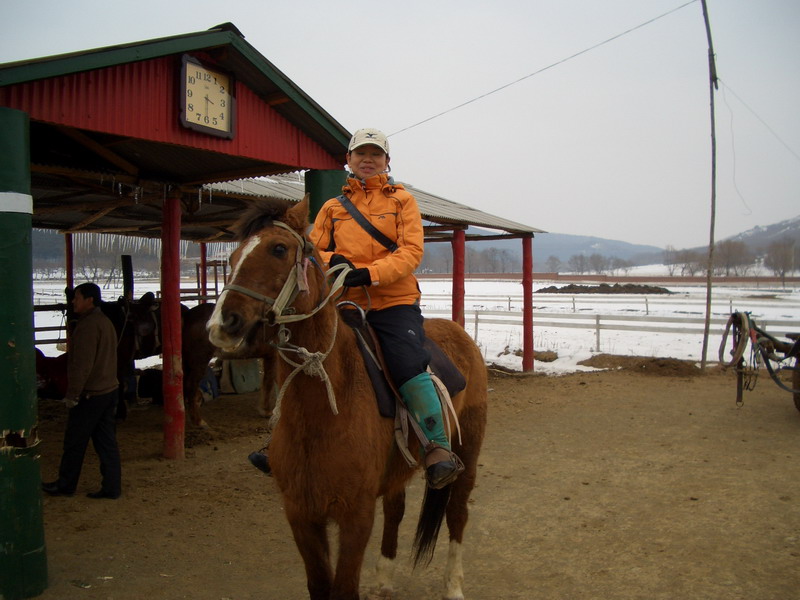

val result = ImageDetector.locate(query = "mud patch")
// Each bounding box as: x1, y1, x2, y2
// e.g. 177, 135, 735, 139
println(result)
577, 353, 703, 376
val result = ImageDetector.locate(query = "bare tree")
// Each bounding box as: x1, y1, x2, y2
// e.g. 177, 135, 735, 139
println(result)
567, 254, 588, 274
610, 257, 633, 275
676, 249, 704, 276
764, 238, 796, 286
588, 253, 609, 275
545, 255, 562, 273
663, 245, 679, 276
714, 240, 754, 276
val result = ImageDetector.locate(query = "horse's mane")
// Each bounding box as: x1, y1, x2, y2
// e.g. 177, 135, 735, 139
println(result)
233, 198, 293, 240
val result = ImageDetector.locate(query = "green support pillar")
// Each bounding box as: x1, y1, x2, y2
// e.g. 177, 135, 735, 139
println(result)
0, 107, 48, 599
305, 169, 347, 222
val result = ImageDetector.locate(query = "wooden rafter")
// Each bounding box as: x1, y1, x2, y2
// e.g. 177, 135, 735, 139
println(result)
56, 126, 140, 176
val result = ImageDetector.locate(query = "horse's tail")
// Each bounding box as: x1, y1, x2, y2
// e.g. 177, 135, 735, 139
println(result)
412, 484, 451, 567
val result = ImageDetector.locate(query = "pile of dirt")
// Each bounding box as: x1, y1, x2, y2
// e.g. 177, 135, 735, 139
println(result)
535, 283, 673, 294
577, 353, 704, 376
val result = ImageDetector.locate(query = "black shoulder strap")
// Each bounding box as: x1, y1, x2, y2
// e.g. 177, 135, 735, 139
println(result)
336, 194, 398, 253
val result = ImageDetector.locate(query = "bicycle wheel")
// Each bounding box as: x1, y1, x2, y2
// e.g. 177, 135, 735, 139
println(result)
793, 359, 800, 414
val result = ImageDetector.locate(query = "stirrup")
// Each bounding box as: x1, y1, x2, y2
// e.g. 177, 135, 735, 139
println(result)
424, 444, 464, 490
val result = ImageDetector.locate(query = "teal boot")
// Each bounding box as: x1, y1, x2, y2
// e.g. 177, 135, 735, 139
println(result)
399, 372, 463, 489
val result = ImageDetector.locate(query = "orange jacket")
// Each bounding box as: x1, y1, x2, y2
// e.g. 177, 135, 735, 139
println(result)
310, 173, 423, 311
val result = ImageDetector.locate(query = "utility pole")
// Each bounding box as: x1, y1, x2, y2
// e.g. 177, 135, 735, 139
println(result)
700, 0, 719, 370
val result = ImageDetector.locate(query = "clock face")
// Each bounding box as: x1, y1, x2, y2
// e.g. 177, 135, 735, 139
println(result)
180, 55, 235, 138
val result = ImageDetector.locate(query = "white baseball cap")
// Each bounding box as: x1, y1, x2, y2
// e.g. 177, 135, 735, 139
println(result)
348, 128, 390, 154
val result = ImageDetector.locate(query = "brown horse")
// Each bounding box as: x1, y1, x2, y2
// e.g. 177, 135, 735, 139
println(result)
207, 198, 487, 600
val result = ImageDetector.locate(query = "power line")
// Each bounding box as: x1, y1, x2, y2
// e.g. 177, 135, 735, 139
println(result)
388, 0, 699, 138
719, 80, 800, 163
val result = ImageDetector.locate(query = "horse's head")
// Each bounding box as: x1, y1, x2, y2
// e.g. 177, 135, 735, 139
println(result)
207, 195, 322, 356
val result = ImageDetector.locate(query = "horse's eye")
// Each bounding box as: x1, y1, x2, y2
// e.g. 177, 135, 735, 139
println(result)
272, 244, 288, 259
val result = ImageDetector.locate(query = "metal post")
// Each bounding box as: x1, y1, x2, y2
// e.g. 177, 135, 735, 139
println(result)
199, 242, 208, 303
161, 192, 184, 459
521, 234, 534, 371
451, 230, 466, 327
595, 315, 601, 352
0, 107, 48, 599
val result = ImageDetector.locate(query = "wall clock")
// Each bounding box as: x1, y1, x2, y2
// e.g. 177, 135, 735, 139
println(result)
179, 54, 235, 139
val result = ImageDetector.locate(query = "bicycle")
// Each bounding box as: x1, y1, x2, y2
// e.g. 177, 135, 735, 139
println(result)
719, 311, 800, 412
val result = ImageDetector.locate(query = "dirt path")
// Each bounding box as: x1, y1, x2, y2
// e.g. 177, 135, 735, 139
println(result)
34, 364, 800, 599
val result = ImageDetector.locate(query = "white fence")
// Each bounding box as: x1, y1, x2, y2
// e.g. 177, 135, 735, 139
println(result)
421, 308, 800, 353
420, 290, 800, 358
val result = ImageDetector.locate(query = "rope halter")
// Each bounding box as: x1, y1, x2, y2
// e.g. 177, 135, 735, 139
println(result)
220, 220, 351, 414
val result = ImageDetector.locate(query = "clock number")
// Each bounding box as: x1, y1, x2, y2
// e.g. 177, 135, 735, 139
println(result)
187, 89, 193, 98
187, 103, 194, 112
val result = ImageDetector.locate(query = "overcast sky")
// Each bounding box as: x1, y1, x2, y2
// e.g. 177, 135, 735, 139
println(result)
2, 0, 798, 249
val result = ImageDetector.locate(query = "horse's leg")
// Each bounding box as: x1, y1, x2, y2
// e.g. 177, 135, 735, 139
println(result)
257, 359, 277, 418
442, 404, 487, 600
332, 499, 377, 600
286, 514, 333, 600
374, 489, 405, 597
186, 387, 207, 429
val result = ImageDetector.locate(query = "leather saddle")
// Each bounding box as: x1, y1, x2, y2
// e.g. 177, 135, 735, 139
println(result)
338, 306, 466, 419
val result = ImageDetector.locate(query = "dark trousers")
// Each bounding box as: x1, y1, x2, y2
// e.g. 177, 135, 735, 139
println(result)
57, 390, 121, 495
367, 304, 431, 387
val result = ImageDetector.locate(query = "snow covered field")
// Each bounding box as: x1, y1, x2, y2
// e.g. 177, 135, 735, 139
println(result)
32, 275, 800, 375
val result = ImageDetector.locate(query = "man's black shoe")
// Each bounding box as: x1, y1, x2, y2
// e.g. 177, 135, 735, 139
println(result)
42, 481, 74, 497
248, 451, 271, 475
87, 489, 120, 500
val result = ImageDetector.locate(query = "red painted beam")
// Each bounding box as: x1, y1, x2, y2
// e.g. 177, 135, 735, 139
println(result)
451, 229, 465, 327
521, 235, 534, 372
161, 193, 184, 459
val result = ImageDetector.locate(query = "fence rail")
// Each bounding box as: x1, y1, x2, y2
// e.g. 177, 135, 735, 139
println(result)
420, 307, 800, 353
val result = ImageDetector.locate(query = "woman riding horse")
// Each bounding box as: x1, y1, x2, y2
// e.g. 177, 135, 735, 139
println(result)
249, 128, 461, 488
207, 146, 488, 597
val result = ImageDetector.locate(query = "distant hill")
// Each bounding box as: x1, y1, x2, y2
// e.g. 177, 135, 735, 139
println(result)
465, 228, 663, 270
466, 213, 800, 271
720, 215, 800, 250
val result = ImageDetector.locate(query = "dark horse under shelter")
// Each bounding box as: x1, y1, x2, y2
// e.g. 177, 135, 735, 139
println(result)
37, 289, 218, 427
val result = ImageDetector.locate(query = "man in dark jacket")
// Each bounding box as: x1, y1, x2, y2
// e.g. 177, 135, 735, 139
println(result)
42, 282, 122, 499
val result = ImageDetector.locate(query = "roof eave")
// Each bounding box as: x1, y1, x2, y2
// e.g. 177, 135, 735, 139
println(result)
0, 25, 351, 156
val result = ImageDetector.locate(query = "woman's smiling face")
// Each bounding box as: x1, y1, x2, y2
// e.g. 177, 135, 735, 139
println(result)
346, 144, 389, 179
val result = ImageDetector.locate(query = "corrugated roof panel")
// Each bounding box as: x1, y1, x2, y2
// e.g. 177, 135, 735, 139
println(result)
208, 174, 543, 236
0, 57, 341, 172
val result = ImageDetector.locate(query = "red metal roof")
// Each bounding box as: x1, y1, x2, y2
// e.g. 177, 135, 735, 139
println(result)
0, 56, 340, 173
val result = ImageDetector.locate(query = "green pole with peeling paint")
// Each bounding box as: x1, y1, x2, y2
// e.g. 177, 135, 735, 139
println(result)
0, 107, 48, 599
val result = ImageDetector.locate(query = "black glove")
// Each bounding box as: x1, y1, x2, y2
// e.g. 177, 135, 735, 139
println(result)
329, 254, 354, 270
344, 268, 371, 287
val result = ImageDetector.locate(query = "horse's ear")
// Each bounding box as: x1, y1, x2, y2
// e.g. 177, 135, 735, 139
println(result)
140, 291, 156, 307
284, 194, 311, 233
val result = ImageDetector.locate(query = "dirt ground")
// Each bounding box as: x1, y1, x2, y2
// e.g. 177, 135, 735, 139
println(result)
33, 358, 800, 600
